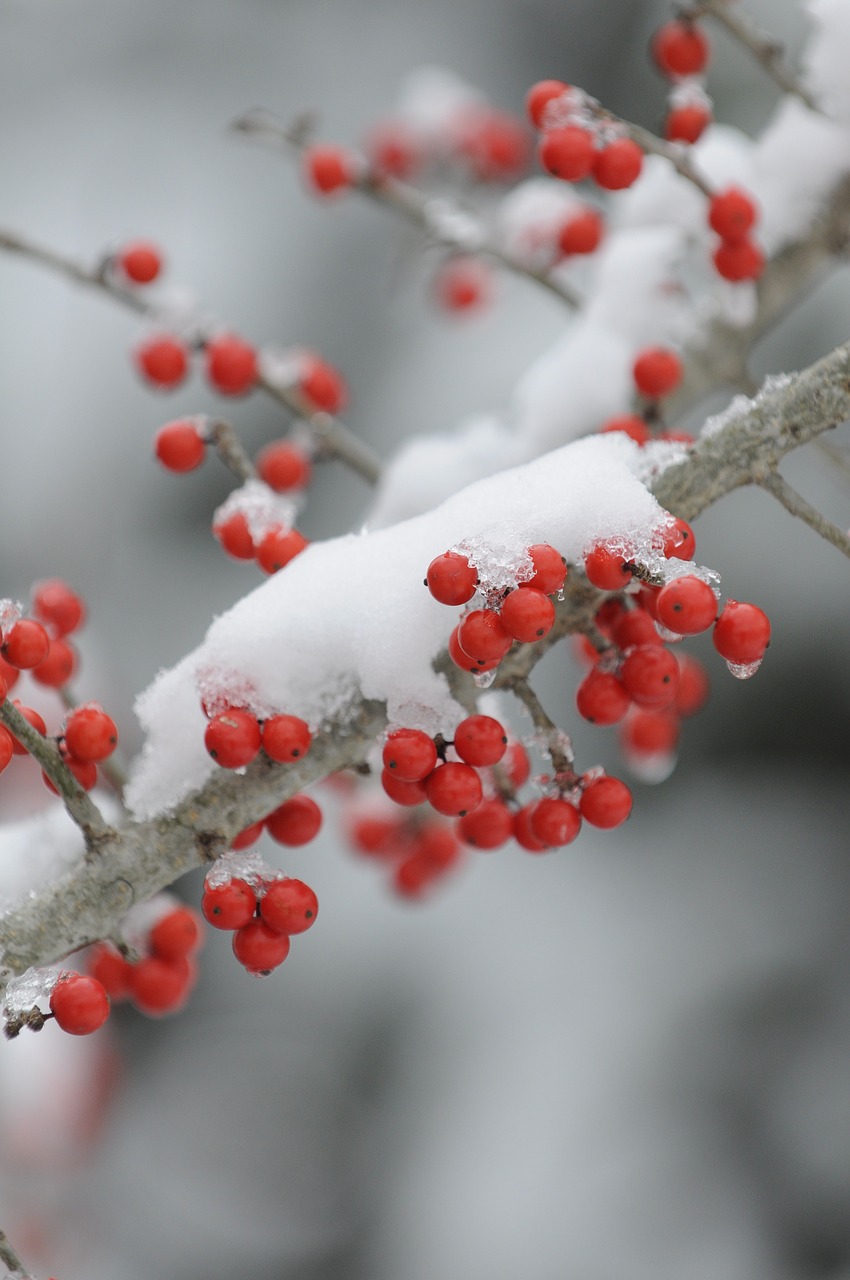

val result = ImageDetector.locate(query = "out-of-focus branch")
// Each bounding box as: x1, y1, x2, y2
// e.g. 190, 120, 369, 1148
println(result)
230, 108, 584, 311
687, 0, 822, 114
0, 1228, 36, 1280
0, 228, 382, 486
758, 470, 850, 560
621, 121, 715, 199
206, 418, 258, 483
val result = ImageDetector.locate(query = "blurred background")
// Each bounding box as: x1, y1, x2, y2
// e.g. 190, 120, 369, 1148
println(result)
1, 0, 850, 1277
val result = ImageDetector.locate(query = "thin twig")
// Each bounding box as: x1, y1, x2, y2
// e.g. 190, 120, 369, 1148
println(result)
0, 1228, 37, 1279
0, 228, 382, 486
206, 418, 257, 482
230, 108, 584, 311
507, 675, 577, 780
758, 469, 850, 561
624, 121, 715, 199
686, 0, 822, 115
0, 701, 114, 848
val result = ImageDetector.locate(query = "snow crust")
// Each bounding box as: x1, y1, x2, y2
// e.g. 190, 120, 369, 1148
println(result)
126, 434, 666, 818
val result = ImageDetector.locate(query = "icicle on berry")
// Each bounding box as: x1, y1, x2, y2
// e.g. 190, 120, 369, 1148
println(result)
525, 543, 567, 595
232, 919, 291, 974
525, 79, 569, 128
712, 600, 770, 665
457, 609, 513, 664
662, 516, 695, 561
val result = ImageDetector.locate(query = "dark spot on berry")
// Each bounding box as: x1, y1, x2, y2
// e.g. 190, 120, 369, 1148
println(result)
292, 749, 300, 757
536, 628, 544, 635
459, 809, 468, 816
305, 910, 313, 918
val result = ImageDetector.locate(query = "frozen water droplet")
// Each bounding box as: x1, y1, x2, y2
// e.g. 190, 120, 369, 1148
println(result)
4, 966, 59, 1016
557, 588, 565, 603
473, 668, 497, 690
726, 657, 762, 680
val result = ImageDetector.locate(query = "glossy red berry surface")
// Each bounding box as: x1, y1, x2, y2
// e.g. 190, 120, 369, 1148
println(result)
31, 637, 77, 688
576, 667, 631, 724
135, 334, 189, 389
260, 878, 319, 935
202, 878, 257, 930
2, 618, 50, 669
652, 20, 710, 77
447, 626, 500, 675
453, 714, 507, 767
426, 551, 478, 605
50, 974, 110, 1035
155, 420, 206, 472
88, 943, 134, 1000
265, 794, 323, 845
712, 600, 771, 664
204, 709, 262, 768
149, 906, 202, 961
525, 79, 569, 127
256, 526, 308, 574
620, 644, 680, 708
64, 705, 119, 762
708, 188, 757, 241
299, 354, 349, 415
205, 335, 258, 397
382, 728, 437, 782
513, 804, 549, 852
592, 138, 643, 190
610, 608, 661, 651
262, 714, 312, 763
713, 238, 764, 282
381, 768, 429, 806
117, 241, 162, 284
538, 126, 596, 181
255, 441, 312, 492
584, 544, 633, 590
500, 587, 555, 643
232, 919, 291, 973
213, 511, 255, 560
457, 798, 513, 849
529, 797, 581, 847
524, 543, 566, 595
457, 609, 513, 664
580, 776, 633, 828
633, 347, 682, 398
131, 955, 195, 1016
32, 579, 85, 636
656, 575, 717, 635
425, 762, 483, 817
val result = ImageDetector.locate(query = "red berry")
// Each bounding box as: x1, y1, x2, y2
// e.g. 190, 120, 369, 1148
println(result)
155, 419, 206, 472
583, 544, 633, 590
232, 820, 265, 849
538, 126, 596, 182
42, 751, 98, 794
433, 257, 492, 313
135, 334, 189, 389
2, 618, 50, 669
64, 704, 118, 763
205, 334, 257, 397
298, 353, 348, 414
349, 813, 407, 858
202, 878, 257, 930
117, 241, 162, 284
381, 768, 429, 807
499, 587, 555, 643
10, 703, 47, 756
652, 20, 710, 78
213, 510, 255, 560
447, 626, 501, 676
674, 652, 710, 716
713, 237, 764, 282
262, 714, 312, 763
88, 943, 134, 1000
149, 906, 202, 961
529, 797, 581, 847
255, 441, 312, 492
662, 516, 696, 561
592, 138, 643, 190
426, 551, 478, 606
232, 919, 291, 974
611, 607, 661, 651
131, 955, 195, 1015
50, 973, 110, 1035
502, 739, 531, 788
600, 414, 651, 445
391, 851, 438, 899
0, 727, 14, 774
204, 709, 262, 768
32, 579, 85, 636
633, 347, 682, 398
256, 526, 309, 574
620, 707, 680, 755
712, 600, 771, 664
453, 714, 507, 767
425, 762, 483, 817
260, 878, 319, 935
557, 207, 604, 256
580, 775, 633, 828
525, 544, 566, 595
457, 609, 513, 665
265, 793, 322, 845
415, 824, 462, 872
576, 666, 631, 725
304, 145, 357, 196
457, 798, 513, 849
708, 188, 757, 241
620, 643, 680, 708
453, 107, 529, 183
525, 79, 569, 128
31, 637, 77, 688
656, 575, 717, 635
513, 804, 549, 852
665, 103, 711, 144
382, 728, 437, 782
365, 121, 420, 180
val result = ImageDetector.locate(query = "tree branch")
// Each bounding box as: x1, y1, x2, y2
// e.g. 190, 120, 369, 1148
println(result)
758, 469, 850, 560
0, 1229, 36, 1280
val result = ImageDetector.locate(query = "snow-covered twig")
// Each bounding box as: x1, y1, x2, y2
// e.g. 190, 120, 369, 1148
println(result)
230, 108, 584, 311
758, 469, 850, 560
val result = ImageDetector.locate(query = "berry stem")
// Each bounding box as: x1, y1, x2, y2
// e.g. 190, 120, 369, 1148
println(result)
205, 417, 258, 483
619, 120, 715, 200
0, 700, 114, 848
685, 0, 822, 114
758, 468, 850, 561
0, 1228, 37, 1280
230, 108, 584, 311
507, 675, 577, 780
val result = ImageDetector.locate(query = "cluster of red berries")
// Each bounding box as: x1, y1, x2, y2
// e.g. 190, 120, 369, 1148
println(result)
349, 808, 465, 898
526, 81, 644, 192
88, 900, 203, 1018
708, 186, 764, 282
213, 505, 309, 574
651, 16, 713, 142
201, 858, 319, 976
135, 330, 258, 395
204, 706, 312, 770
598, 345, 694, 446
